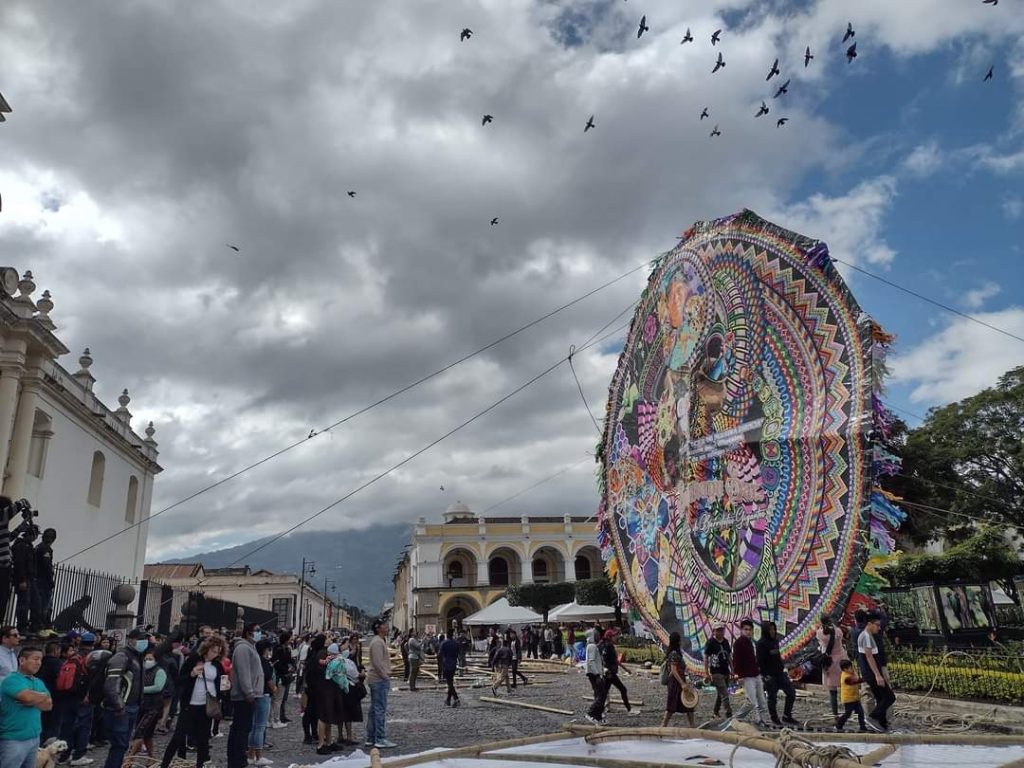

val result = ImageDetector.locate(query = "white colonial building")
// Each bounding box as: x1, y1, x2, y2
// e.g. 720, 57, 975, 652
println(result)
0, 267, 161, 579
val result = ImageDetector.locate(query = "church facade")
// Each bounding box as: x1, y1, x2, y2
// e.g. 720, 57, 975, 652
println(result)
0, 267, 161, 580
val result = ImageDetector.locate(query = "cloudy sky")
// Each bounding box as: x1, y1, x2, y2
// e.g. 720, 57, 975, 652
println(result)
2, 0, 1023, 563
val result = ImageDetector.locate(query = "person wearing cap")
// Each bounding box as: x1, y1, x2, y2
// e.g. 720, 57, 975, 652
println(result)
59, 632, 98, 766
365, 618, 395, 750
703, 625, 732, 719
227, 623, 264, 768
100, 627, 147, 768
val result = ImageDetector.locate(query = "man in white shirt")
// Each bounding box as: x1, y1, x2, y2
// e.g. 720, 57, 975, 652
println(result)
0, 627, 19, 683
856, 612, 895, 732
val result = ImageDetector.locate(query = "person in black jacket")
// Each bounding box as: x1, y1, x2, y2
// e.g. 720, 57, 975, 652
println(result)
300, 635, 325, 746
756, 621, 797, 727
11, 527, 38, 632
160, 634, 226, 768
34, 528, 57, 630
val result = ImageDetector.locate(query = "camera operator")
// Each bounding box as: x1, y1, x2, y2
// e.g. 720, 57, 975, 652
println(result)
34, 529, 56, 630
0, 497, 15, 624
11, 525, 38, 633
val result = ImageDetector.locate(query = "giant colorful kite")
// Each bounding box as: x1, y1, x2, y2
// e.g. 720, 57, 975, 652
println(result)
596, 210, 904, 666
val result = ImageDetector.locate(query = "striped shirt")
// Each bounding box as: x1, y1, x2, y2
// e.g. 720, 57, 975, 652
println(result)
0, 500, 14, 568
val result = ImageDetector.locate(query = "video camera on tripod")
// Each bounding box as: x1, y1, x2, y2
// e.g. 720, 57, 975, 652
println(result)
10, 497, 39, 538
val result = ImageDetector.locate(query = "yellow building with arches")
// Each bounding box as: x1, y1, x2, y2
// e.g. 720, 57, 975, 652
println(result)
391, 501, 604, 633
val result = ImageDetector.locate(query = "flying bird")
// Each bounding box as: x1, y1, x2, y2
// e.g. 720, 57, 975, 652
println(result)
584, 115, 595, 132
766, 58, 780, 81
804, 46, 814, 67
680, 28, 693, 44
774, 79, 790, 98
225, 244, 240, 252
482, 114, 493, 125
756, 101, 769, 117
984, 65, 994, 81
711, 29, 722, 45
308, 429, 317, 439
637, 15, 649, 38
490, 217, 499, 226
843, 22, 855, 42
347, 191, 356, 197
440, 485, 445, 491
700, 107, 709, 120
777, 117, 789, 127
712, 51, 725, 73
846, 42, 857, 62
460, 28, 472, 41
982, 0, 998, 5
710, 125, 721, 137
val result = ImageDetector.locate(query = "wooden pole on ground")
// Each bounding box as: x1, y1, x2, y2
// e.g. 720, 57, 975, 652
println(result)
478, 696, 575, 715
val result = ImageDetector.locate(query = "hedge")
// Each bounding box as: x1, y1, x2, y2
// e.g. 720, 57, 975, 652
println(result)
887, 662, 1024, 705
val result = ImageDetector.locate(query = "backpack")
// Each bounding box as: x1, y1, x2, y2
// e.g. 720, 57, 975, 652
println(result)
57, 656, 86, 693
85, 651, 112, 704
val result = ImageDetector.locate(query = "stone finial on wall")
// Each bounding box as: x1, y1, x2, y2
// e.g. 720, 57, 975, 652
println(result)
10, 270, 37, 318
35, 289, 55, 329
144, 421, 158, 447
115, 388, 132, 423
73, 348, 96, 391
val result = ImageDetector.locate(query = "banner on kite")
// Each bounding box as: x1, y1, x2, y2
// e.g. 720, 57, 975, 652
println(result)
595, 209, 904, 666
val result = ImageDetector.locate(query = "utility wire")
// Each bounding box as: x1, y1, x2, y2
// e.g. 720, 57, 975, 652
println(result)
62, 259, 654, 563
482, 455, 592, 514
834, 258, 1024, 346
568, 345, 602, 434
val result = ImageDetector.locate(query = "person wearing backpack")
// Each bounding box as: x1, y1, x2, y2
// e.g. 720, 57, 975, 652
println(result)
100, 628, 147, 768
58, 633, 104, 766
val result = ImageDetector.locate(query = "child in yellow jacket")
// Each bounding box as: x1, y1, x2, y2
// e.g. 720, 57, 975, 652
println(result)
835, 659, 868, 732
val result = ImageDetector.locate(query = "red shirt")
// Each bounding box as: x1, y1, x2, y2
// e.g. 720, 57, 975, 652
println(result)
732, 635, 759, 678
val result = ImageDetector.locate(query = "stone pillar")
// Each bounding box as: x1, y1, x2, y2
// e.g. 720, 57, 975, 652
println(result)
0, 366, 22, 481
3, 378, 39, 498
106, 584, 137, 630
476, 559, 490, 588
522, 557, 534, 585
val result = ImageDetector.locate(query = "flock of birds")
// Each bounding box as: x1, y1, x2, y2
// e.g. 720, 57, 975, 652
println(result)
221, 1, 1003, 248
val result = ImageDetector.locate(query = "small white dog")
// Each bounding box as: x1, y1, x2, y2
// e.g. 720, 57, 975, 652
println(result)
36, 739, 68, 768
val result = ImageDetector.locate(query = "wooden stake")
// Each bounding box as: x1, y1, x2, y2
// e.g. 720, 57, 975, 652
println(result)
478, 696, 575, 715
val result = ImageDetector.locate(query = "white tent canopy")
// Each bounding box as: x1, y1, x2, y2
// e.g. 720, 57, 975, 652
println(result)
549, 601, 617, 622
463, 597, 542, 626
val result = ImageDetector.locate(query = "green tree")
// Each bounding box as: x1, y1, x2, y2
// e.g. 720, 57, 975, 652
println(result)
887, 366, 1024, 545
506, 582, 575, 623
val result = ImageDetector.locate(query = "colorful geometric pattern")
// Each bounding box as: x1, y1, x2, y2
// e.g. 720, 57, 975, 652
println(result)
596, 210, 899, 667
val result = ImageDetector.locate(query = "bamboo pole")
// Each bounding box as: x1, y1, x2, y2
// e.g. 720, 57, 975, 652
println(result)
473, 751, 711, 768
364, 730, 578, 768
478, 696, 575, 715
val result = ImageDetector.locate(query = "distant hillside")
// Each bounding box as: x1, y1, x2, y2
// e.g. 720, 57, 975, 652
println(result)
162, 524, 410, 614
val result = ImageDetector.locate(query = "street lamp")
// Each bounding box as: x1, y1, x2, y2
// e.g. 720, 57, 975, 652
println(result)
323, 579, 336, 631
296, 558, 316, 631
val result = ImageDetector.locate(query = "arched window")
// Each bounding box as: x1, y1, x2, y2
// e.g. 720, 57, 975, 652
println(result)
125, 476, 139, 523
28, 410, 54, 479
574, 555, 592, 581
489, 557, 509, 587
87, 451, 105, 507
532, 558, 549, 583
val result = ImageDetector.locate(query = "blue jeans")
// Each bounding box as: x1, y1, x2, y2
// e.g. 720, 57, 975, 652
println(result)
60, 701, 93, 759
0, 737, 39, 768
367, 680, 389, 744
102, 703, 139, 768
248, 694, 271, 749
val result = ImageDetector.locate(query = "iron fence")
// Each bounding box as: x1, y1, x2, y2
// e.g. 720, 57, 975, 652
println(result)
1, 563, 128, 630
137, 579, 190, 635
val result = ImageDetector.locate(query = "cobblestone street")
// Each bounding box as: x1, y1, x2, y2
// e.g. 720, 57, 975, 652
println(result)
91, 664, 855, 768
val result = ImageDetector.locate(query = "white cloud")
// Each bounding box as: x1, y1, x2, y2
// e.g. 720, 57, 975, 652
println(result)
1004, 196, 1024, 219
902, 141, 943, 177
767, 176, 899, 268
890, 309, 1024, 404
964, 281, 1001, 310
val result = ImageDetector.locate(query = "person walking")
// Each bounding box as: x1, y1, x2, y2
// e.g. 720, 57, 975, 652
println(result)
599, 630, 636, 715
815, 614, 848, 726
0, 645, 52, 768
732, 619, 768, 728
508, 630, 527, 688
834, 660, 868, 733
757, 621, 797, 727
584, 629, 604, 706
456, 631, 470, 676
661, 632, 695, 728
439, 633, 460, 707
100, 627, 147, 768
365, 619, 395, 750
702, 625, 732, 719
247, 640, 276, 766
160, 634, 225, 768
490, 639, 511, 696
271, 631, 294, 725
406, 631, 422, 692
227, 623, 265, 768
127, 648, 167, 759
857, 612, 895, 732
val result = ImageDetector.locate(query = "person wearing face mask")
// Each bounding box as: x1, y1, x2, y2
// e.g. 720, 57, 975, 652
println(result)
127, 650, 166, 759
100, 628, 149, 768
227, 624, 264, 768
247, 641, 276, 767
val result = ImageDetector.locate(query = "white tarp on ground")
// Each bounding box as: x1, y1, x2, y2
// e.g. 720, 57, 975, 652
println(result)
305, 736, 1023, 768
548, 602, 617, 621
462, 597, 542, 626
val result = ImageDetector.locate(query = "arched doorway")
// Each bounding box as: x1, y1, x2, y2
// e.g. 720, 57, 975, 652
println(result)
442, 594, 480, 634
531, 546, 566, 584
574, 545, 603, 581
488, 547, 523, 586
